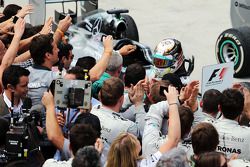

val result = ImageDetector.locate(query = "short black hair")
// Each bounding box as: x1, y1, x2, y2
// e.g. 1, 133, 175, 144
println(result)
67, 66, 85, 80
162, 73, 183, 92
220, 88, 244, 120
202, 89, 222, 114
2, 65, 30, 89
0, 4, 21, 22
30, 34, 54, 65
58, 42, 73, 60
70, 124, 98, 156
76, 57, 96, 71
191, 123, 219, 155
124, 63, 145, 87
74, 112, 101, 137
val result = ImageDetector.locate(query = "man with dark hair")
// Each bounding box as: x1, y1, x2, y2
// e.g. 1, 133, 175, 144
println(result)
75, 56, 96, 71
91, 77, 140, 145
56, 42, 74, 70
42, 92, 103, 167
191, 122, 219, 156
0, 65, 29, 117
124, 63, 146, 87
27, 34, 60, 106
27, 34, 114, 107
213, 88, 250, 160
142, 104, 194, 157
69, 124, 98, 156
43, 124, 98, 167
189, 122, 219, 166
193, 89, 223, 126
72, 146, 101, 167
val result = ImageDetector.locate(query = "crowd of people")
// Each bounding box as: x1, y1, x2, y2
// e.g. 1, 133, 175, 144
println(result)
0, 3, 250, 167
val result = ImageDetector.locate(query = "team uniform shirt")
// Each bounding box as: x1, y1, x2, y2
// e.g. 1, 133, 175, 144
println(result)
91, 105, 140, 145
27, 65, 60, 106
137, 151, 162, 167
213, 118, 250, 160
120, 90, 147, 135
142, 101, 192, 157
228, 159, 250, 167
42, 157, 73, 167
192, 107, 220, 127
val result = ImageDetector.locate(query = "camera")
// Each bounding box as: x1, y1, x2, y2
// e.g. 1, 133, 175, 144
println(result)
3, 111, 42, 163
53, 78, 92, 109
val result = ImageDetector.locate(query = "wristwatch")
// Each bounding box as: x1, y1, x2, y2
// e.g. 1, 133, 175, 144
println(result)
12, 16, 19, 24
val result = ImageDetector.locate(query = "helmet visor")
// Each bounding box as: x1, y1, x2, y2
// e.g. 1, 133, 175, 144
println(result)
152, 54, 174, 68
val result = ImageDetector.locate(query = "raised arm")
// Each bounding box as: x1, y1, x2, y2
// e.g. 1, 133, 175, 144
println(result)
0, 18, 25, 87
42, 91, 65, 150
18, 17, 53, 53
159, 85, 181, 153
243, 87, 250, 120
89, 35, 113, 82
0, 4, 33, 29
53, 15, 72, 44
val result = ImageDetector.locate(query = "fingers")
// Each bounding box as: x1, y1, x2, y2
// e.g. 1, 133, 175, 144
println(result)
40, 17, 53, 34
14, 18, 25, 38
95, 138, 104, 153
57, 113, 65, 126
103, 35, 113, 53
42, 91, 54, 107
17, 4, 34, 18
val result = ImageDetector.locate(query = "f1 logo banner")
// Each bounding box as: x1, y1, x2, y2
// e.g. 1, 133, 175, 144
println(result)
202, 62, 234, 95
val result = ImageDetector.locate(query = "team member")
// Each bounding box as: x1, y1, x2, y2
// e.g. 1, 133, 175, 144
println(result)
213, 88, 250, 160
91, 77, 142, 145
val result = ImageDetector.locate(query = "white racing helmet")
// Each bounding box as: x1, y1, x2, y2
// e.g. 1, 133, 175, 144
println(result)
152, 38, 194, 79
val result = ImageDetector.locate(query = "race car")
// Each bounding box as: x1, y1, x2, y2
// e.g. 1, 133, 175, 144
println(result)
4, 0, 194, 82
66, 6, 194, 83
215, 0, 250, 78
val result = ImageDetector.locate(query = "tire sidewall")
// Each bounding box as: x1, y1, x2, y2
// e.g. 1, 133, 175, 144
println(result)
215, 30, 244, 75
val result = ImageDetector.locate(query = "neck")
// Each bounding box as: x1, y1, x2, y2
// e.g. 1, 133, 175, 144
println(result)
102, 104, 120, 113
203, 110, 217, 118
41, 62, 52, 69
5, 90, 20, 106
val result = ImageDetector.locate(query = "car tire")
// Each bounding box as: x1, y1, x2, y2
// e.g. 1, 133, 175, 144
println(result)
215, 27, 250, 77
121, 14, 139, 42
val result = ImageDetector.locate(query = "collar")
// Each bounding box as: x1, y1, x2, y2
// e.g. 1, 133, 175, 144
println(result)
95, 105, 115, 114
202, 112, 216, 120
3, 91, 23, 113
32, 64, 51, 71
103, 72, 111, 78
217, 117, 239, 125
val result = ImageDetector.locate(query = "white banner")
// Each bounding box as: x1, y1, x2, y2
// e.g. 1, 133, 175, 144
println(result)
201, 62, 234, 96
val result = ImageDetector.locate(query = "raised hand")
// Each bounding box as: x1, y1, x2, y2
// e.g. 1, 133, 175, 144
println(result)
16, 4, 33, 18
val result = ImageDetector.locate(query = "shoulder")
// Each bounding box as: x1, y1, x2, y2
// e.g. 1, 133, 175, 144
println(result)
229, 159, 250, 167
43, 158, 73, 167
139, 151, 162, 167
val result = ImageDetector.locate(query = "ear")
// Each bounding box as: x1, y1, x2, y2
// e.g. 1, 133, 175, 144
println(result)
218, 104, 221, 112
7, 84, 14, 91
62, 56, 66, 62
45, 52, 51, 60
200, 100, 203, 108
